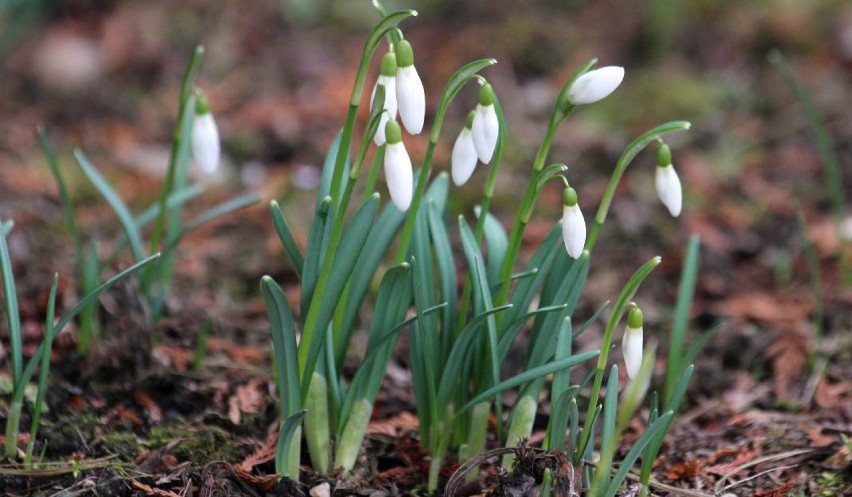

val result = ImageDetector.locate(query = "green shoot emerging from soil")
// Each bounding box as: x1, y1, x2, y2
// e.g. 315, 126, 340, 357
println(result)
258, 3, 706, 495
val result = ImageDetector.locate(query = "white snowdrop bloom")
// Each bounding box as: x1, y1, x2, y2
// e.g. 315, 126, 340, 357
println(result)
655, 144, 683, 217
471, 83, 499, 164
451, 111, 478, 186
383, 120, 413, 211
191, 95, 220, 175
561, 187, 586, 259
371, 52, 398, 145
567, 66, 624, 105
622, 307, 644, 380
394, 39, 425, 135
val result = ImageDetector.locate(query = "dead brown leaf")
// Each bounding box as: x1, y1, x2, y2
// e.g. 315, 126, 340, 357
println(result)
814, 378, 851, 409
130, 480, 182, 497
663, 458, 704, 481
135, 390, 164, 424
766, 332, 808, 401
207, 337, 267, 364
366, 411, 419, 436
228, 378, 267, 425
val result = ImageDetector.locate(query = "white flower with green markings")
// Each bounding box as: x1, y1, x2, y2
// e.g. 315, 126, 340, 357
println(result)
561, 186, 586, 259
567, 66, 624, 105
471, 83, 499, 164
622, 306, 644, 379
371, 51, 398, 145
655, 143, 682, 217
394, 39, 425, 135
383, 120, 413, 211
191, 93, 220, 175
451, 110, 478, 186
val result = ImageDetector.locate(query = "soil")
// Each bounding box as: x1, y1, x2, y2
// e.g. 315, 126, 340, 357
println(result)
1, 1, 851, 496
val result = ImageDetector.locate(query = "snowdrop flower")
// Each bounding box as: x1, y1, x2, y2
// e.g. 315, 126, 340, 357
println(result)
622, 307, 644, 379
394, 39, 425, 135
383, 120, 413, 211
451, 110, 478, 186
370, 51, 398, 145
655, 143, 683, 217
471, 83, 499, 164
567, 66, 624, 105
561, 187, 586, 258
191, 94, 220, 175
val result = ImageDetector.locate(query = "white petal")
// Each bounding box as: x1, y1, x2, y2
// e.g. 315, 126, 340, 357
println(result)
395, 65, 425, 135
451, 128, 478, 186
561, 204, 586, 258
384, 142, 413, 211
622, 325, 643, 379
371, 76, 398, 145
567, 66, 625, 105
191, 112, 220, 175
655, 164, 682, 217
471, 103, 498, 164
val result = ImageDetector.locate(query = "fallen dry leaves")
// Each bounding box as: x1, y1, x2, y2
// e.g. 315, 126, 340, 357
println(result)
228, 378, 267, 425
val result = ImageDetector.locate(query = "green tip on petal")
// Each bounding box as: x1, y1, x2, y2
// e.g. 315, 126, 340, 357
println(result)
627, 306, 644, 328
380, 51, 397, 76
395, 39, 414, 68
562, 187, 578, 207
385, 119, 402, 144
479, 83, 495, 106
195, 93, 210, 116
657, 143, 671, 167
465, 110, 476, 129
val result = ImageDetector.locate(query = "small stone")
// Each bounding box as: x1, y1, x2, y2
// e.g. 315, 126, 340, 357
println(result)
309, 482, 330, 497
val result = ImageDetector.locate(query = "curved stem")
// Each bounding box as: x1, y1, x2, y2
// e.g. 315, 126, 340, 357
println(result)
585, 121, 691, 252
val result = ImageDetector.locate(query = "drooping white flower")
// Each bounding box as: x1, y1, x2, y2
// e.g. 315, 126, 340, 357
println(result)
451, 111, 478, 186
567, 66, 625, 105
191, 94, 220, 175
471, 83, 499, 164
394, 39, 425, 135
655, 143, 682, 217
371, 51, 398, 146
383, 120, 413, 211
561, 187, 586, 259
622, 307, 644, 379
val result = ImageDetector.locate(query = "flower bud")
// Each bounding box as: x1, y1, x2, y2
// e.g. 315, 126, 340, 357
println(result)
655, 144, 682, 217
383, 120, 413, 211
471, 83, 499, 164
451, 111, 478, 186
191, 94, 220, 175
622, 307, 644, 379
394, 39, 425, 135
567, 66, 624, 105
371, 52, 398, 145
561, 187, 585, 258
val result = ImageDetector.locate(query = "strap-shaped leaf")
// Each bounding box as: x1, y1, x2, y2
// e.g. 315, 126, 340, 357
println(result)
598, 365, 619, 491
436, 304, 512, 408
474, 206, 508, 287
427, 201, 456, 357
0, 221, 22, 381
505, 223, 562, 327
270, 200, 304, 279
526, 252, 589, 370
75, 150, 146, 262
301, 196, 332, 320
455, 349, 599, 419
18, 253, 161, 393
318, 131, 348, 210
603, 412, 674, 497
299, 195, 379, 399
545, 385, 580, 451
260, 276, 301, 417
337, 264, 412, 433
275, 410, 306, 478
166, 193, 262, 251
665, 234, 700, 402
